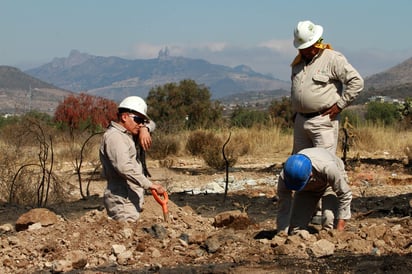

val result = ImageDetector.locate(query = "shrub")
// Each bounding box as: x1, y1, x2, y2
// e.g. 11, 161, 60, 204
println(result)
198, 132, 238, 170
148, 133, 180, 159
186, 130, 219, 156
230, 107, 270, 128
202, 140, 237, 170
365, 101, 399, 126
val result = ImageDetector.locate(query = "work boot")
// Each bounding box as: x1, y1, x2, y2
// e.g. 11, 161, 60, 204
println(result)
311, 210, 322, 225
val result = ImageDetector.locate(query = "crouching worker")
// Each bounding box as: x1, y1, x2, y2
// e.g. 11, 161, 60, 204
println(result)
276, 147, 352, 234
100, 96, 165, 222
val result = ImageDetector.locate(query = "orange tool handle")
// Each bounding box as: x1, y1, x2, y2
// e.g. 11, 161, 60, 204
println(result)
151, 189, 169, 220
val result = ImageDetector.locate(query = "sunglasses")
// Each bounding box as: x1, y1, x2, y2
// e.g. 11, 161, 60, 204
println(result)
128, 114, 147, 124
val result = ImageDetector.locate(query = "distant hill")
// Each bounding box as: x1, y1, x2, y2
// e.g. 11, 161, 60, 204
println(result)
356, 57, 412, 104
25, 50, 290, 102
0, 66, 73, 115
10, 49, 412, 115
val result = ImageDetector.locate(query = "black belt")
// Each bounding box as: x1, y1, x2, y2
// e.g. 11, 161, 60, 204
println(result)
299, 111, 323, 118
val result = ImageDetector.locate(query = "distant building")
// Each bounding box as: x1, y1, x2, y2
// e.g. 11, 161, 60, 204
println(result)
367, 96, 404, 105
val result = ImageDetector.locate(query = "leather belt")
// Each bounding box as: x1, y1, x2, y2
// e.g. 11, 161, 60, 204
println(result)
299, 111, 323, 118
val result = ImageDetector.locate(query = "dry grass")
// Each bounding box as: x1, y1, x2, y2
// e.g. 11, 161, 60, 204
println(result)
160, 124, 412, 163
2, 123, 412, 205
347, 124, 412, 159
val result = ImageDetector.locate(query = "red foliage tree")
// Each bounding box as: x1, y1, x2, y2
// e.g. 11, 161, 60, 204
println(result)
54, 93, 117, 133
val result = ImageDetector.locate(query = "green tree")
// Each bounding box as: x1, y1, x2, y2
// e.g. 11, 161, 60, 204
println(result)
365, 101, 399, 126
146, 79, 223, 132
230, 106, 269, 128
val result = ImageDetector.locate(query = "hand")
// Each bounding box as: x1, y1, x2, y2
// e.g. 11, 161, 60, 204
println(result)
150, 183, 165, 195
336, 219, 346, 231
322, 103, 341, 120
138, 127, 152, 151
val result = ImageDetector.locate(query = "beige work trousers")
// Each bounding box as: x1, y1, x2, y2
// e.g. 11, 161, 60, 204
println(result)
292, 113, 339, 154
103, 186, 144, 222
289, 186, 338, 234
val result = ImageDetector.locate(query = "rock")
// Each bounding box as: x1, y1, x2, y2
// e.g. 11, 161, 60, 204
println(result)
213, 210, 251, 229
121, 228, 134, 239
205, 235, 221, 253
188, 231, 208, 244
309, 239, 335, 258
365, 223, 387, 240
143, 224, 167, 239
117, 250, 133, 265
0, 223, 14, 233
111, 244, 126, 255
52, 259, 72, 273
28, 222, 42, 230
272, 245, 292, 255
67, 250, 88, 269
150, 247, 161, 258
270, 235, 286, 247
15, 208, 59, 232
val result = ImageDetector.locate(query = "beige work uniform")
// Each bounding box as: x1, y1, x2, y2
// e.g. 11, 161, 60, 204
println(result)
276, 147, 352, 234
99, 121, 154, 221
291, 49, 364, 154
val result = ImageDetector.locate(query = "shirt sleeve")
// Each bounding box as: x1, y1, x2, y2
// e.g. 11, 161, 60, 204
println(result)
324, 162, 352, 220
276, 171, 293, 232
105, 131, 153, 189
333, 53, 364, 109
145, 120, 156, 133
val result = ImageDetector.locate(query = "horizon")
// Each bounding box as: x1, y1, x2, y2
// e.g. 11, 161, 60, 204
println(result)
2, 0, 412, 81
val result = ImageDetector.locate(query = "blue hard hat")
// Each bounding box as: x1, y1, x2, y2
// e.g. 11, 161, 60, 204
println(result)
283, 154, 312, 191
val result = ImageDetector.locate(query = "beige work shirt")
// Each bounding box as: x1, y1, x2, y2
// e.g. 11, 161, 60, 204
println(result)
99, 121, 153, 199
291, 49, 364, 113
276, 147, 352, 232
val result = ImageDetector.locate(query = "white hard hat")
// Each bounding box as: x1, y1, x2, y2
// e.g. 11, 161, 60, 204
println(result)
118, 96, 150, 120
293, 20, 323, 49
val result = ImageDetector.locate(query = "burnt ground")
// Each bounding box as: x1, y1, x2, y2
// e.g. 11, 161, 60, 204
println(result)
0, 156, 411, 273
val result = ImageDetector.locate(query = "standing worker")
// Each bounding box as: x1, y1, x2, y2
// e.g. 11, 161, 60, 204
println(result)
290, 20, 364, 154
100, 96, 165, 222
276, 147, 352, 234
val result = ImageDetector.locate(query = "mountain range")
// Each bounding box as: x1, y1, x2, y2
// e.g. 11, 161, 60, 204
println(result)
1, 50, 412, 115
0, 66, 72, 115
25, 50, 290, 102
354, 56, 412, 103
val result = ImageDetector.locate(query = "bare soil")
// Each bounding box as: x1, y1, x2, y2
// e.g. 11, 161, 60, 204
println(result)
1, 155, 411, 273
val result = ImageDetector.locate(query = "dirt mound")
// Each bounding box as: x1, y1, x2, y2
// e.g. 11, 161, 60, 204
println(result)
0, 159, 411, 273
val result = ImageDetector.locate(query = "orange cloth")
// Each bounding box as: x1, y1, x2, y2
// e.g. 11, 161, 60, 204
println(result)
290, 43, 333, 67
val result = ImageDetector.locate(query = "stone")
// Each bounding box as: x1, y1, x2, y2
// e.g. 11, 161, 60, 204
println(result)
213, 210, 251, 229
15, 208, 59, 232
309, 239, 335, 258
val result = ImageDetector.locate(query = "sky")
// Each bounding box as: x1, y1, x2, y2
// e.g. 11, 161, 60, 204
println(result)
1, 0, 412, 82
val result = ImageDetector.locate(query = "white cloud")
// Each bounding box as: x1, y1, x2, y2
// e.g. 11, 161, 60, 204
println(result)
130, 43, 162, 58
204, 42, 227, 52
258, 39, 296, 55
129, 42, 228, 59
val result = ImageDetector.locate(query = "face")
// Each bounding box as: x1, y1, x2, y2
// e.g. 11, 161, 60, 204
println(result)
299, 45, 320, 60
121, 112, 146, 135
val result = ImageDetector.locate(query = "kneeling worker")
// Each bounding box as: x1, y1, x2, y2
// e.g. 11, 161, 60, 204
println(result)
276, 147, 352, 234
100, 96, 165, 222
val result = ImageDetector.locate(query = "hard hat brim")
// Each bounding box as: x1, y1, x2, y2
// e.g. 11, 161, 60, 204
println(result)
294, 25, 323, 49
284, 175, 310, 191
